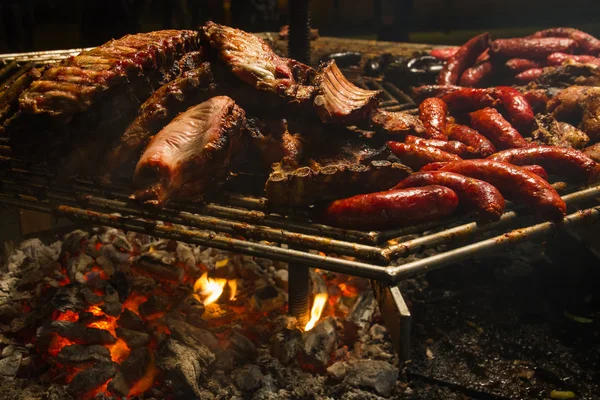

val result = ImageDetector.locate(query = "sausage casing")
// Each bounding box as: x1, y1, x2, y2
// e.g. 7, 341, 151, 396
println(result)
530, 27, 600, 55
505, 58, 544, 73
404, 135, 474, 158
547, 52, 600, 67
394, 171, 505, 221
459, 61, 493, 87
430, 47, 459, 61
387, 141, 462, 170
439, 160, 566, 219
494, 86, 535, 134
514, 68, 544, 83
441, 88, 500, 112
418, 97, 449, 139
445, 123, 496, 157
324, 185, 459, 230
469, 107, 528, 150
437, 33, 490, 85
490, 38, 578, 59
488, 145, 600, 183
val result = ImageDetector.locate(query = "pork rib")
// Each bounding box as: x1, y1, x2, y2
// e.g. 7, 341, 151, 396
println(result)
313, 60, 381, 125
101, 62, 218, 180
132, 96, 245, 206
201, 21, 316, 105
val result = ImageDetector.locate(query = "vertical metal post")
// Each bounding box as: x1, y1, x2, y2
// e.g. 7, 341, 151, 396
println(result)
288, 0, 311, 64
287, 0, 312, 328
288, 263, 310, 327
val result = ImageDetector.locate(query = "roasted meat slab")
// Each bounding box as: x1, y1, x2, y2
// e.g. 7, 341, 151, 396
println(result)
7, 30, 200, 168
102, 62, 218, 180
201, 22, 316, 105
132, 96, 245, 206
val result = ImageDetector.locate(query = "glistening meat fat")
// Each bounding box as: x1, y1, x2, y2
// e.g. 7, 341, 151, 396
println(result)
132, 96, 245, 206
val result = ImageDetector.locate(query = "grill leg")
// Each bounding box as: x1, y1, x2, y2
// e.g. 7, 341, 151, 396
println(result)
371, 280, 412, 362
288, 0, 311, 64
288, 263, 310, 327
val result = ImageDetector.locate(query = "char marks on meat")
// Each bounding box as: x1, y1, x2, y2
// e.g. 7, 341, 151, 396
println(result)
102, 62, 217, 180
370, 109, 426, 136
201, 21, 316, 105
313, 60, 382, 125
132, 96, 245, 206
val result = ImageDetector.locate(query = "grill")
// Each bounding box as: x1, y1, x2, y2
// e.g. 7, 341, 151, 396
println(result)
1, 46, 600, 361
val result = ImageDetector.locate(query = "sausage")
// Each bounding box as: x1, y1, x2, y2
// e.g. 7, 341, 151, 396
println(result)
430, 47, 459, 61
505, 58, 544, 73
521, 89, 549, 114
488, 145, 600, 183
437, 33, 491, 85
459, 61, 493, 87
387, 141, 462, 170
412, 85, 461, 103
490, 38, 578, 59
547, 52, 600, 67
529, 27, 600, 55
441, 88, 500, 113
520, 164, 549, 180
469, 108, 529, 150
514, 68, 544, 83
394, 171, 505, 221
445, 123, 497, 158
420, 162, 448, 171
438, 160, 566, 220
418, 97, 448, 139
324, 185, 459, 230
404, 135, 474, 157
494, 86, 535, 134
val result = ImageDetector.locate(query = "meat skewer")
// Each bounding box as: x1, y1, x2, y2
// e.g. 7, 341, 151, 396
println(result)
132, 96, 245, 206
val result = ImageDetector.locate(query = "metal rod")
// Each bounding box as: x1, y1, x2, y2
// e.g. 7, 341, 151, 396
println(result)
386, 206, 600, 283
289, 264, 310, 326
288, 0, 311, 64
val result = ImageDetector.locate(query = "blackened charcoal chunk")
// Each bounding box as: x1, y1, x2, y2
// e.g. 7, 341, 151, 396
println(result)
19, 238, 60, 270
68, 361, 117, 395
66, 253, 94, 284
117, 309, 145, 331
298, 317, 338, 372
109, 271, 130, 302
49, 321, 117, 345
121, 348, 150, 386
57, 344, 111, 366
344, 360, 399, 397
228, 332, 257, 362
270, 329, 301, 365
233, 365, 263, 392
116, 327, 150, 348
136, 251, 183, 282
51, 285, 86, 313
62, 230, 89, 255
139, 295, 169, 317
107, 372, 129, 397
0, 354, 22, 378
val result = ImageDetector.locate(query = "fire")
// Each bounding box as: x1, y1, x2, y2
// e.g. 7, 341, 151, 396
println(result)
128, 352, 159, 397
86, 313, 131, 362
304, 293, 328, 331
194, 272, 227, 305
228, 279, 237, 301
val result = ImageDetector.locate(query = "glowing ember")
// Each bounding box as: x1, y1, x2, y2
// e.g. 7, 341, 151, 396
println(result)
108, 338, 131, 363
194, 272, 227, 305
128, 352, 159, 397
122, 292, 149, 316
228, 279, 237, 301
304, 293, 328, 331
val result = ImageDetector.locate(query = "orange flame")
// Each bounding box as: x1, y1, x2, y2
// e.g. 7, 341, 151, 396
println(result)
194, 272, 227, 305
128, 351, 159, 397
304, 293, 328, 331
228, 279, 237, 301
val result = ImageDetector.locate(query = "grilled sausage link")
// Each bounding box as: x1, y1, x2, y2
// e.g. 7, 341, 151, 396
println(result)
324, 185, 459, 230
488, 146, 600, 183
490, 37, 578, 59
430, 47, 459, 60
505, 58, 544, 73
445, 123, 496, 157
441, 88, 500, 112
514, 68, 544, 83
459, 61, 493, 87
394, 171, 505, 221
387, 141, 462, 170
494, 86, 535, 134
439, 160, 566, 220
530, 27, 600, 55
421, 160, 548, 179
437, 33, 490, 85
547, 52, 600, 67
418, 97, 449, 139
469, 108, 528, 150
404, 135, 474, 158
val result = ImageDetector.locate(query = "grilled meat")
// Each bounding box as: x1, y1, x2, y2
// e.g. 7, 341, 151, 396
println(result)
101, 62, 217, 180
7, 30, 200, 169
370, 109, 426, 136
313, 60, 381, 125
530, 114, 589, 149
548, 86, 600, 141
132, 96, 245, 206
202, 22, 316, 105
538, 63, 600, 87
0, 66, 45, 130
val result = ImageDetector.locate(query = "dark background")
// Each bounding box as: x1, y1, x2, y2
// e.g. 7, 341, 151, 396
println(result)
1, 0, 600, 52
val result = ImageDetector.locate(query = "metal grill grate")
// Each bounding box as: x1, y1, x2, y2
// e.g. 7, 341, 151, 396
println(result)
0, 50, 599, 286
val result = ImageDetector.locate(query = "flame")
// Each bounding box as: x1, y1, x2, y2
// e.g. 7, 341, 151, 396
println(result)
86, 313, 131, 363
304, 293, 328, 331
108, 338, 130, 363
128, 352, 159, 396
53, 310, 79, 322
122, 292, 149, 316
194, 272, 227, 305
228, 279, 237, 301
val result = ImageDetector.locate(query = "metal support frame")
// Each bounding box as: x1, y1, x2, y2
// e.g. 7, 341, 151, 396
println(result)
372, 281, 412, 362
